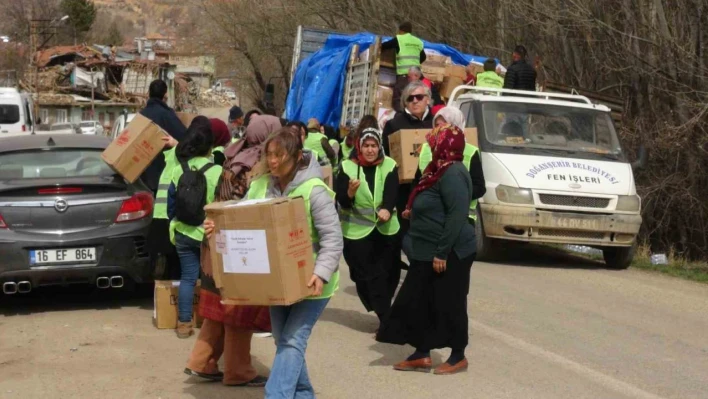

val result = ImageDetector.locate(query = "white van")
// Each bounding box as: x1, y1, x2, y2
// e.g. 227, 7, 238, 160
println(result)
0, 88, 35, 137
110, 112, 136, 140
449, 87, 646, 269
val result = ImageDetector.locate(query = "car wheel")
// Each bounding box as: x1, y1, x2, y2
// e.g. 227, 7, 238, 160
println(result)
602, 244, 636, 270
475, 211, 500, 261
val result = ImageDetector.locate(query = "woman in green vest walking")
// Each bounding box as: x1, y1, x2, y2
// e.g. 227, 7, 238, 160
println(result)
336, 128, 400, 328
244, 128, 343, 398
167, 117, 223, 338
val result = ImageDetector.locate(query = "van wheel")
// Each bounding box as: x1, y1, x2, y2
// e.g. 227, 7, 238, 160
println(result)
475, 213, 499, 261
602, 244, 635, 270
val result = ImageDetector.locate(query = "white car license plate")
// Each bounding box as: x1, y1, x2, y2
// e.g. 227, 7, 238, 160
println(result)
30, 248, 96, 265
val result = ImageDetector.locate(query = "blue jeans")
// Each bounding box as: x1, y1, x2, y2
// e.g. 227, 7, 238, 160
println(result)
265, 298, 330, 399
174, 232, 201, 323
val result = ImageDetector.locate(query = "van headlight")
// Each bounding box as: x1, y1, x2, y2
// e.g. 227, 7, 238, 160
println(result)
616, 195, 641, 212
495, 185, 533, 205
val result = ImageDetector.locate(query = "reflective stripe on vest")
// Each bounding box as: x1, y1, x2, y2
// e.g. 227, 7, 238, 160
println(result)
476, 71, 504, 89
247, 174, 340, 300
396, 33, 424, 75
153, 148, 177, 220
339, 158, 400, 240
418, 143, 480, 220
169, 156, 223, 244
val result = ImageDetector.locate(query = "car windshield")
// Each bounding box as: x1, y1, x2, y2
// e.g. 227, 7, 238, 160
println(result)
0, 149, 115, 180
481, 102, 625, 160
0, 105, 20, 124
80, 122, 95, 127
51, 124, 72, 131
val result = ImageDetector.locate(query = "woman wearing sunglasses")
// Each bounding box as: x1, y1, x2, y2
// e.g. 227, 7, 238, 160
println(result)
381, 81, 434, 268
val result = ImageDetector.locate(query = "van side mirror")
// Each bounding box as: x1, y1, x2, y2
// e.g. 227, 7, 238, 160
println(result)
631, 144, 648, 170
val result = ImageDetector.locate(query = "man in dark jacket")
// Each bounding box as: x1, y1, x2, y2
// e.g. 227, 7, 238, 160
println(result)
503, 45, 537, 91
382, 81, 434, 269
139, 80, 187, 194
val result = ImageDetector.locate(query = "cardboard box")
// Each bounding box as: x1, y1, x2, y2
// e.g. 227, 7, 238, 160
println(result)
378, 67, 397, 87
440, 76, 465, 100
376, 85, 394, 109
153, 280, 203, 329
426, 54, 451, 65
388, 129, 428, 182
380, 48, 396, 68
445, 65, 467, 81
421, 63, 446, 83
205, 198, 315, 306
464, 128, 479, 148
101, 114, 167, 183
321, 165, 334, 189
176, 112, 199, 128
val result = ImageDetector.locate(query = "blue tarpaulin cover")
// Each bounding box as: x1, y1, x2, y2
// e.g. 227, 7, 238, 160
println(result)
285, 32, 490, 128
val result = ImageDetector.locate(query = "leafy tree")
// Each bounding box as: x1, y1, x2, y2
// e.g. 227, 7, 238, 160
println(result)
104, 20, 123, 46
61, 0, 97, 35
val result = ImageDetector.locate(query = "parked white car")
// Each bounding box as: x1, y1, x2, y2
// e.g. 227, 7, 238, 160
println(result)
79, 121, 104, 135
48, 123, 79, 135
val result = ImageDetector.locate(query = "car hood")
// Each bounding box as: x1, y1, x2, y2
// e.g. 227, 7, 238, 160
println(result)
490, 153, 635, 195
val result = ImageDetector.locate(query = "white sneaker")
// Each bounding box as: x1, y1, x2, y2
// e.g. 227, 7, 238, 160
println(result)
253, 332, 272, 338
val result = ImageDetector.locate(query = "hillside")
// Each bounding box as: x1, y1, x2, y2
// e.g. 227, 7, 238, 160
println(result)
92, 0, 192, 39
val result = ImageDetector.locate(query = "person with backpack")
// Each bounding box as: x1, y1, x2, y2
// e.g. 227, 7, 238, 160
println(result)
183, 115, 282, 387
167, 116, 223, 339
204, 128, 343, 398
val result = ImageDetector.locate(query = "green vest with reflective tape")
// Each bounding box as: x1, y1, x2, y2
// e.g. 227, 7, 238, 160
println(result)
340, 158, 400, 239
154, 148, 177, 220
396, 33, 424, 75
418, 143, 480, 220
247, 174, 340, 300
341, 140, 354, 159
169, 157, 223, 244
304, 132, 328, 160
476, 71, 504, 89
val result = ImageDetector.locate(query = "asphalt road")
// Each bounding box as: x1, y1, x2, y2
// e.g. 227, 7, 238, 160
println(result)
1, 246, 707, 399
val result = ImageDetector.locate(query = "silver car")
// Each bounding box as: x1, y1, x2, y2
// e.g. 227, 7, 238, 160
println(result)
79, 120, 105, 136
0, 135, 154, 295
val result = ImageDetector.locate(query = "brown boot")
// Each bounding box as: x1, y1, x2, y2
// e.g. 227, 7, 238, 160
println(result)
176, 321, 194, 339
393, 357, 432, 372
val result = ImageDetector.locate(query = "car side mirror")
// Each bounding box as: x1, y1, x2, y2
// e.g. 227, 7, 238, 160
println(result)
631, 144, 648, 170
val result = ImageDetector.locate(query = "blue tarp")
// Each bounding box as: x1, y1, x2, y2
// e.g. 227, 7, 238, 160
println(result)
285, 32, 490, 128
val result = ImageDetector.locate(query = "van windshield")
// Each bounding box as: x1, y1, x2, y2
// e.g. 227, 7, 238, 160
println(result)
481, 102, 626, 161
0, 105, 20, 124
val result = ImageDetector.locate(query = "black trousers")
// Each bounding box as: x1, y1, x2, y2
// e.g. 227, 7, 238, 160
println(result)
392, 75, 409, 113
377, 251, 476, 351
343, 230, 401, 320
147, 218, 181, 280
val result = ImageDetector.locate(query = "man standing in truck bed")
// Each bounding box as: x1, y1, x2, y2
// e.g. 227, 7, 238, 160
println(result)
382, 22, 427, 112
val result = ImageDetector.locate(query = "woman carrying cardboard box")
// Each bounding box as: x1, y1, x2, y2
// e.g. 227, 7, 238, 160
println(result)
205, 128, 343, 398
336, 128, 400, 331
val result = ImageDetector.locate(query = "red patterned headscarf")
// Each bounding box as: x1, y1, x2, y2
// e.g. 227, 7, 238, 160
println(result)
406, 124, 466, 211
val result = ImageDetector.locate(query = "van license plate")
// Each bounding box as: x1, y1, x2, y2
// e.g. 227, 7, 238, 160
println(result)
550, 216, 600, 230
30, 248, 96, 264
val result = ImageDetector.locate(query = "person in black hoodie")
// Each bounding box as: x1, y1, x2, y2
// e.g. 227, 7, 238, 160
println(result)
139, 80, 188, 193
503, 45, 537, 91
382, 81, 434, 267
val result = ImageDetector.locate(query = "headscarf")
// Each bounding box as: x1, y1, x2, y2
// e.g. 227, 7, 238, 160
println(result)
351, 128, 384, 167
433, 107, 466, 130
406, 124, 466, 211
210, 118, 231, 148
223, 114, 281, 176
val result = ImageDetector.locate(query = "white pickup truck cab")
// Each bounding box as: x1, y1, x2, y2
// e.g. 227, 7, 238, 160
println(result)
449, 87, 645, 269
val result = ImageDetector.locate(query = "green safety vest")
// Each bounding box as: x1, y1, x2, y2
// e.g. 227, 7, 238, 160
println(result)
247, 174, 340, 300
418, 143, 480, 220
476, 71, 504, 89
304, 132, 328, 160
328, 139, 339, 173
396, 33, 424, 75
154, 148, 178, 220
341, 140, 354, 159
340, 158, 400, 240
231, 137, 240, 144
212, 145, 225, 164
169, 156, 223, 244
